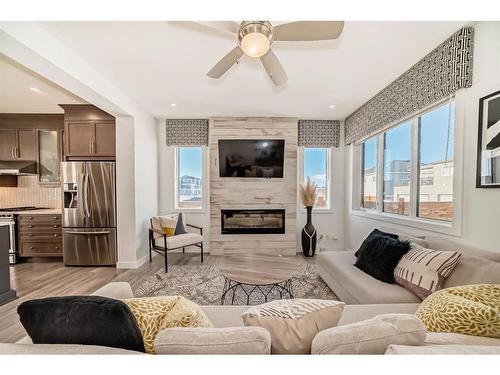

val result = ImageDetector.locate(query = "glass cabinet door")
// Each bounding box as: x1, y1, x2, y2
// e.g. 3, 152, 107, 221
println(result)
38, 130, 61, 183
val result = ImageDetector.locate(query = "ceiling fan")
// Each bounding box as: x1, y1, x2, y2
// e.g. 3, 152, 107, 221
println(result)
199, 21, 344, 86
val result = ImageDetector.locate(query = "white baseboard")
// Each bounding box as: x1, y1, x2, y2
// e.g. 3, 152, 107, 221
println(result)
116, 253, 150, 269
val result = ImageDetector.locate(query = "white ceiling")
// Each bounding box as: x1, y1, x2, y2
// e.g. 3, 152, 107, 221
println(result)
34, 21, 468, 120
0, 54, 86, 113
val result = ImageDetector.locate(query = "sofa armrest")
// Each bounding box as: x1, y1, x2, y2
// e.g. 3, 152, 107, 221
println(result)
91, 282, 134, 299
311, 314, 426, 355
154, 326, 271, 355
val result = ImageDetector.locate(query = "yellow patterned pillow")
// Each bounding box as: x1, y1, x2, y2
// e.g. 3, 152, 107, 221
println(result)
123, 296, 213, 354
416, 284, 500, 338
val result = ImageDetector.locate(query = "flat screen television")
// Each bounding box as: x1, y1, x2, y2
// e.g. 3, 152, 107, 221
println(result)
218, 139, 285, 178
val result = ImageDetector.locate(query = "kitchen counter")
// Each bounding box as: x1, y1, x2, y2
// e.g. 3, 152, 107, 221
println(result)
13, 209, 62, 215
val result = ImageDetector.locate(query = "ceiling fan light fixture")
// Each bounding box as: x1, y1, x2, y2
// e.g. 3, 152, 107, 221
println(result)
240, 33, 270, 58
238, 21, 273, 58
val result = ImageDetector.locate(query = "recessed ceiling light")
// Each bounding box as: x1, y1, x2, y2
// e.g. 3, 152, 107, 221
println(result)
170, 103, 177, 107
29, 87, 43, 94
329, 104, 336, 109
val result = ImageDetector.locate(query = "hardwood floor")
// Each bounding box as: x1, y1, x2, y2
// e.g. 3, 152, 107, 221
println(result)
1, 252, 315, 343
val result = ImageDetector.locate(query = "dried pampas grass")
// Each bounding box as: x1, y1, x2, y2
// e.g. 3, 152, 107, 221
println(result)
299, 178, 317, 207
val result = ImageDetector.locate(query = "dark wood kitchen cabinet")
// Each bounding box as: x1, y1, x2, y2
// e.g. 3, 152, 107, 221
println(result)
60, 104, 116, 160
0, 129, 36, 161
18, 214, 63, 257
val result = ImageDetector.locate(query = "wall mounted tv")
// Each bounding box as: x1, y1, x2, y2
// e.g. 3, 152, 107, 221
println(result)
218, 139, 285, 178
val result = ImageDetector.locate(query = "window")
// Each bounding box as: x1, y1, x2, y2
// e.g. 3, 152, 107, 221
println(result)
357, 100, 456, 225
417, 102, 455, 221
383, 121, 411, 216
361, 136, 378, 209
303, 147, 330, 209
175, 147, 203, 209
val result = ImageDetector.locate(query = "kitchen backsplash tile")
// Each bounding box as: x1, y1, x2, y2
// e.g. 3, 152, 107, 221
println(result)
0, 176, 60, 208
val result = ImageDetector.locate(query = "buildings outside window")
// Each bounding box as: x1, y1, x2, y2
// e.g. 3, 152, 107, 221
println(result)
303, 147, 331, 209
175, 147, 203, 209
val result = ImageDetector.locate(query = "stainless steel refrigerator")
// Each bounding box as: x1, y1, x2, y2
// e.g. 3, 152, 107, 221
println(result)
61, 162, 117, 266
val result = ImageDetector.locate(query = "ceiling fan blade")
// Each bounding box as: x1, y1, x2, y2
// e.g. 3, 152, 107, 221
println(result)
273, 21, 344, 41
195, 21, 240, 34
260, 49, 288, 86
207, 47, 244, 79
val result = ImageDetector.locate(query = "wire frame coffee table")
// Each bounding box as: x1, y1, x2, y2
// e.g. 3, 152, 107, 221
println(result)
219, 254, 300, 305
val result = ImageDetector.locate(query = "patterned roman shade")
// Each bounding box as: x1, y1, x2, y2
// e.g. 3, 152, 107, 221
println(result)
298, 120, 340, 147
344, 27, 474, 144
166, 119, 209, 146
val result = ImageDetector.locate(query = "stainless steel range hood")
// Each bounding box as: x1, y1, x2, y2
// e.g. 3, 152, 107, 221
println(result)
0, 161, 37, 175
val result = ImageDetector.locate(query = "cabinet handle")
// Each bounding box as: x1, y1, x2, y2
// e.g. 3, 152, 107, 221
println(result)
89, 141, 92, 154
28, 216, 33, 220
29, 246, 34, 249
53, 234, 58, 237
16, 147, 20, 158
11, 147, 15, 159
54, 225, 58, 228
28, 233, 33, 237
28, 225, 33, 228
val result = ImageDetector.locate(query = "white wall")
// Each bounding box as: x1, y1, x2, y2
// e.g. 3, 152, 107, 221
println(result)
343, 22, 500, 253
158, 120, 345, 253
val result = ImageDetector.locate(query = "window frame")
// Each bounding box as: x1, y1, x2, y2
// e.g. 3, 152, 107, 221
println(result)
173, 146, 207, 212
299, 146, 333, 212
351, 95, 464, 236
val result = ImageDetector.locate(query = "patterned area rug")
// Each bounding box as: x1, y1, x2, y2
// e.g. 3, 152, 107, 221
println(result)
134, 263, 338, 305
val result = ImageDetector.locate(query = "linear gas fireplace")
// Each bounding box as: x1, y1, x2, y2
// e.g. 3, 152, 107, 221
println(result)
221, 209, 285, 234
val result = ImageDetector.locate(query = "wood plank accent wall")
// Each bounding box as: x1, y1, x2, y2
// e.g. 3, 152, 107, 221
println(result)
209, 117, 298, 256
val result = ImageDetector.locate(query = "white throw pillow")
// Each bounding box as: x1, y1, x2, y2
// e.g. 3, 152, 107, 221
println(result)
242, 299, 345, 354
311, 314, 427, 355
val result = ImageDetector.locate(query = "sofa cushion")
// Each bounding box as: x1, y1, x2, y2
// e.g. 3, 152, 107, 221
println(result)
393, 243, 461, 299
355, 234, 410, 283
425, 332, 500, 346
385, 344, 500, 355
242, 299, 344, 354
154, 326, 271, 354
318, 251, 420, 304
0, 343, 143, 355
17, 296, 145, 352
444, 253, 500, 288
425, 236, 500, 262
416, 284, 500, 339
311, 314, 426, 355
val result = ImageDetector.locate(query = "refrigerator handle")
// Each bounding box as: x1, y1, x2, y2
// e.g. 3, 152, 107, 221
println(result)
82, 172, 89, 218
65, 231, 111, 235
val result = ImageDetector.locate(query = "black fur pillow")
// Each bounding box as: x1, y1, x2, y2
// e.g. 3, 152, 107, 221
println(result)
354, 229, 399, 257
18, 296, 144, 352
354, 235, 411, 283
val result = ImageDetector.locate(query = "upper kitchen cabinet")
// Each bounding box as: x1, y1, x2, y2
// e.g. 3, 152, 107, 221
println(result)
60, 104, 116, 160
38, 129, 62, 184
0, 129, 36, 161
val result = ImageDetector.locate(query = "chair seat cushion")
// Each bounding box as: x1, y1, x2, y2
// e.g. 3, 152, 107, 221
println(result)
166, 233, 203, 249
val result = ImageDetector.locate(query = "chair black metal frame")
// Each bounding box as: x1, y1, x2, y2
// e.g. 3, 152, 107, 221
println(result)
148, 220, 203, 272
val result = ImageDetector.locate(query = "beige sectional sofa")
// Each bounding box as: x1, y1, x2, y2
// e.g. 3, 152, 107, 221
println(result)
318, 233, 500, 304
3, 280, 499, 354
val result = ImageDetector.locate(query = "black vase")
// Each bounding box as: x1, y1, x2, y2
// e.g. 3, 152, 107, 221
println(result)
301, 206, 317, 257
